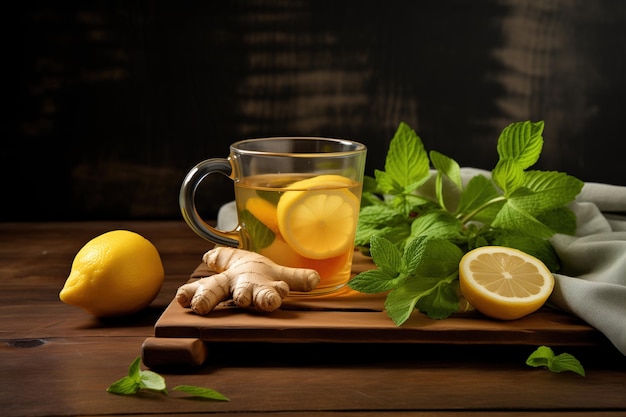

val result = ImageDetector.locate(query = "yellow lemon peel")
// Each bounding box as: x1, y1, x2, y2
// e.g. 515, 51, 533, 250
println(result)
60, 230, 164, 317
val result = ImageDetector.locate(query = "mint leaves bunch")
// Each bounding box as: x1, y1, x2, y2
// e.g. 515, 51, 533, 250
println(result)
350, 121, 583, 324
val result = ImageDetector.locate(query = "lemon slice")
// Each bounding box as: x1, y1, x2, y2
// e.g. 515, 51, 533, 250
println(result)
459, 246, 554, 320
277, 175, 359, 259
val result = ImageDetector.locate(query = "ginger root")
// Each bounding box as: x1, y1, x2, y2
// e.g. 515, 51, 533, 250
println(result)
176, 247, 320, 314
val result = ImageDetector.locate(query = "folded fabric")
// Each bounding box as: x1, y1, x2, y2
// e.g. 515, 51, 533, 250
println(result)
216, 169, 626, 355
549, 186, 626, 356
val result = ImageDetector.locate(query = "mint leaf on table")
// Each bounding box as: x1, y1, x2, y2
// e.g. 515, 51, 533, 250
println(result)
139, 369, 168, 392
350, 120, 584, 323
107, 357, 166, 395
107, 357, 230, 401
526, 346, 586, 376
107, 373, 143, 395
173, 385, 231, 401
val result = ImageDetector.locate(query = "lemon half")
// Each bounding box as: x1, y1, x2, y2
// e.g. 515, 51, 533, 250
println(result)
459, 246, 554, 320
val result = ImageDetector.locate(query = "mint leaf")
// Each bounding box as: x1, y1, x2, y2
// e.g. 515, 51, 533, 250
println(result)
536, 207, 577, 236
409, 210, 463, 242
492, 159, 525, 196
128, 355, 141, 379
401, 235, 429, 274
107, 376, 141, 395
355, 204, 410, 248
384, 281, 424, 325
385, 274, 459, 324
349, 268, 403, 293
497, 120, 544, 169
492, 195, 556, 239
549, 353, 586, 376
374, 169, 402, 195
350, 235, 406, 293
173, 385, 231, 401
413, 276, 460, 320
257, 189, 281, 205
526, 345, 554, 368
522, 170, 584, 209
384, 122, 430, 192
377, 173, 431, 217
376, 122, 432, 216
369, 234, 402, 274
430, 150, 462, 210
526, 346, 585, 376
492, 121, 546, 196
408, 238, 464, 278
107, 356, 142, 395
139, 370, 167, 393
455, 174, 504, 224
491, 170, 582, 237
430, 150, 462, 190
240, 209, 275, 251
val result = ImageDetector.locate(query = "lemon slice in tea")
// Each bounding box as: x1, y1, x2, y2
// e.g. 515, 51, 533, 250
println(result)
277, 175, 359, 259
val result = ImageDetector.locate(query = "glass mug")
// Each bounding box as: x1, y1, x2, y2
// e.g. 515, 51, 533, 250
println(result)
179, 137, 367, 295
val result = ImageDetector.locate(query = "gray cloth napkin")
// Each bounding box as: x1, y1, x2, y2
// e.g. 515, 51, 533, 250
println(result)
549, 183, 626, 355
216, 171, 626, 355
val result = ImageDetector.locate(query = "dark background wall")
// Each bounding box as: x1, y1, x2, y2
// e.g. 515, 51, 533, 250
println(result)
5, 0, 626, 221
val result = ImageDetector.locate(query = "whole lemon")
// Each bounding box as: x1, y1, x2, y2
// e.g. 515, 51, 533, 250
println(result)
60, 230, 165, 317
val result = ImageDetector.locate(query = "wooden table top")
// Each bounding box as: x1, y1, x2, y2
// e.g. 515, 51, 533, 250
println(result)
1, 221, 625, 417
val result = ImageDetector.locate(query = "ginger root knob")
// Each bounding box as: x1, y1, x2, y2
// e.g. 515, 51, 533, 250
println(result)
176, 247, 320, 314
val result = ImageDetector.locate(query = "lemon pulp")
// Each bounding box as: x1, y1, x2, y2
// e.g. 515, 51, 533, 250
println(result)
458, 246, 554, 320
276, 175, 360, 260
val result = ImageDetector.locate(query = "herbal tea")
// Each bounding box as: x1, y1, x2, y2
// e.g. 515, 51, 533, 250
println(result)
180, 136, 367, 296
235, 173, 362, 294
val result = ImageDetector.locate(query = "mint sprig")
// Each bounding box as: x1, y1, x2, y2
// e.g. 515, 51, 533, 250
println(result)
351, 121, 583, 324
526, 346, 586, 376
107, 357, 230, 401
107, 356, 167, 395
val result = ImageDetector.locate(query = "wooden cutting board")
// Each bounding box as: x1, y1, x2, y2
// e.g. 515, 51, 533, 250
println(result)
142, 251, 604, 369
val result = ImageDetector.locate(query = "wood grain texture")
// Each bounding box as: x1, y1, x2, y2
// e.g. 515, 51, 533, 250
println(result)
1, 222, 625, 416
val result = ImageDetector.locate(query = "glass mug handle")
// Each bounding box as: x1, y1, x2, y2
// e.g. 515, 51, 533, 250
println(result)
179, 158, 241, 247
